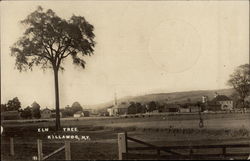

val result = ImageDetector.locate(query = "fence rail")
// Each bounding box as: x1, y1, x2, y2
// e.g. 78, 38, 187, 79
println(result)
6, 134, 250, 160
5, 137, 72, 160
122, 153, 250, 160
118, 132, 250, 160
37, 139, 71, 161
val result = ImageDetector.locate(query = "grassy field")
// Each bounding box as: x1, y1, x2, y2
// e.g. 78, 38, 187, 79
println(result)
1, 113, 250, 160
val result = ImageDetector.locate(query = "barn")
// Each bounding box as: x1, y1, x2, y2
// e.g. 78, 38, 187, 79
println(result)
162, 104, 181, 113
41, 108, 52, 119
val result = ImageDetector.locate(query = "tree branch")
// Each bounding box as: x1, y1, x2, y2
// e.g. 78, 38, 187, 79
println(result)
60, 45, 71, 59
61, 50, 72, 59
43, 45, 53, 60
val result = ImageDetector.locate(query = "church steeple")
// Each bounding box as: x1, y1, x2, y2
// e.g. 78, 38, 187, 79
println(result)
114, 92, 118, 106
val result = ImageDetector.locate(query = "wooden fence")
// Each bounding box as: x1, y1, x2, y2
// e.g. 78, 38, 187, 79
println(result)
37, 139, 71, 160
118, 133, 250, 160
7, 137, 71, 160
6, 135, 250, 160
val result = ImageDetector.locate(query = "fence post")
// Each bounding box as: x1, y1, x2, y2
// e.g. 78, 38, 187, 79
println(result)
222, 147, 226, 159
65, 141, 71, 160
157, 149, 160, 159
37, 139, 43, 161
10, 137, 14, 156
125, 132, 128, 153
118, 133, 127, 160
189, 148, 193, 159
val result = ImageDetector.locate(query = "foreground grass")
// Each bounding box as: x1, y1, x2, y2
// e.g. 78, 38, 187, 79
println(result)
1, 113, 250, 160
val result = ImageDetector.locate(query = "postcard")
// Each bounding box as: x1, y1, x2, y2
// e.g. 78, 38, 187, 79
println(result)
1, 0, 249, 160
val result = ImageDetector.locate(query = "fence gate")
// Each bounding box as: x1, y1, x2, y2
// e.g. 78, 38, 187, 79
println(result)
118, 132, 250, 160
37, 139, 71, 160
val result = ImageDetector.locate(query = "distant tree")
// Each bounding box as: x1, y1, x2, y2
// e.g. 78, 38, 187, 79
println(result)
128, 102, 136, 114
141, 104, 147, 113
245, 101, 250, 108
127, 102, 146, 114
138, 104, 147, 113
227, 64, 250, 108
135, 102, 144, 113
31, 101, 41, 119
187, 98, 191, 103
135, 102, 140, 113
20, 106, 32, 119
196, 101, 202, 107
10, 6, 95, 130
158, 104, 165, 113
230, 92, 241, 109
6, 97, 21, 111
71, 102, 83, 113
0, 104, 7, 113
129, 101, 135, 105
61, 105, 74, 117
196, 101, 204, 112
147, 101, 157, 112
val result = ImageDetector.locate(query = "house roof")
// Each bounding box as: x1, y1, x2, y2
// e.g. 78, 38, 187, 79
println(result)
107, 105, 114, 109
211, 95, 232, 102
180, 103, 198, 108
164, 104, 181, 109
113, 103, 129, 109
75, 111, 83, 114
42, 108, 51, 112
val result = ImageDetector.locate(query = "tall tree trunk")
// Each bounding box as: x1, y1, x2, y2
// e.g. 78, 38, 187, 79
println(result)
53, 68, 61, 130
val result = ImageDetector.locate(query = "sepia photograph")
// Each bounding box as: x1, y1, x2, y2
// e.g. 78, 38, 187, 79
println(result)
1, 0, 250, 160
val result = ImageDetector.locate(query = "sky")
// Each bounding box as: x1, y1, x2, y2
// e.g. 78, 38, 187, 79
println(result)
1, 1, 249, 109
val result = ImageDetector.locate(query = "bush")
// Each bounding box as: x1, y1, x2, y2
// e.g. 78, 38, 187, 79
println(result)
20, 106, 32, 119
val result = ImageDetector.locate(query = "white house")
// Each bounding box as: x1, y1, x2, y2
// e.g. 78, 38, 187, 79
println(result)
73, 111, 83, 118
107, 107, 115, 116
210, 94, 233, 111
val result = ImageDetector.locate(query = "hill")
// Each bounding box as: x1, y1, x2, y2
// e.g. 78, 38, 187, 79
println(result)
92, 88, 235, 112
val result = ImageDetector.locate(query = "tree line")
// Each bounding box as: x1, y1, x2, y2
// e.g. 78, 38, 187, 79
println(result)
126, 101, 204, 115
61, 102, 84, 117
1, 98, 87, 119
1, 97, 41, 119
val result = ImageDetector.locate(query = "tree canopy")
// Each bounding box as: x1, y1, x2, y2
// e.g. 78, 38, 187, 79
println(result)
71, 102, 83, 113
31, 101, 41, 119
31, 101, 41, 109
11, 6, 95, 72
1, 104, 7, 113
20, 106, 32, 119
10, 6, 96, 129
147, 101, 157, 112
6, 97, 22, 111
227, 64, 250, 105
